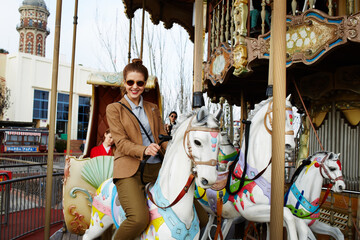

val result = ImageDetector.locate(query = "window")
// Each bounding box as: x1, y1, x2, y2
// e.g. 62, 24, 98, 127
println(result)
56, 93, 69, 136
27, 42, 32, 53
37, 44, 41, 55
29, 19, 33, 26
77, 96, 90, 140
33, 90, 49, 119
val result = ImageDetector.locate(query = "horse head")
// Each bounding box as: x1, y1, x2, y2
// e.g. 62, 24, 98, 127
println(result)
218, 132, 238, 172
319, 152, 346, 192
169, 107, 222, 190
245, 95, 295, 168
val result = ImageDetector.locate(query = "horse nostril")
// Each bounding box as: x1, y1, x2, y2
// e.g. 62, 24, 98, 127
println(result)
339, 185, 343, 190
201, 178, 208, 186
285, 144, 292, 149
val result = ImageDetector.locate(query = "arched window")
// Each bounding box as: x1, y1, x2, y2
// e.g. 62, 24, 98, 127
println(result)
37, 44, 41, 55
27, 42, 32, 53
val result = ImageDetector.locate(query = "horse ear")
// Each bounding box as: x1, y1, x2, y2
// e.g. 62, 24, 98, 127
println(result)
215, 109, 223, 122
196, 107, 208, 122
286, 94, 292, 101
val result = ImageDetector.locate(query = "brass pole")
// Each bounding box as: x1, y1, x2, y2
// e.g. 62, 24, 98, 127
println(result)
44, 0, 62, 239
270, 0, 287, 238
66, 0, 79, 156
192, 0, 204, 108
267, 6, 274, 97
128, 18, 132, 64
140, 0, 145, 60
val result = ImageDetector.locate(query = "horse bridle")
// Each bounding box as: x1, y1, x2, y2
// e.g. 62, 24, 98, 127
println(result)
319, 154, 344, 183
264, 100, 294, 136
183, 115, 220, 173
146, 115, 220, 209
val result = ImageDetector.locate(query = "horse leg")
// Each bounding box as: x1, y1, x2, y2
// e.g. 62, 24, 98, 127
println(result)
309, 221, 344, 240
294, 217, 316, 240
239, 205, 298, 240
221, 218, 233, 239
83, 212, 114, 240
282, 207, 298, 240
201, 214, 215, 240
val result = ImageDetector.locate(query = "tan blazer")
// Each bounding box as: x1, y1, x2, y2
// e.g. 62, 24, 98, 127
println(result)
106, 97, 167, 179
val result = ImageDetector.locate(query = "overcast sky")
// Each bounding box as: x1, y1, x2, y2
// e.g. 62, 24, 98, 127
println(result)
0, 0, 175, 70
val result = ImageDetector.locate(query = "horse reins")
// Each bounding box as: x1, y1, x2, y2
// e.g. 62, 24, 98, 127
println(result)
146, 174, 196, 209
264, 100, 294, 136
146, 115, 220, 209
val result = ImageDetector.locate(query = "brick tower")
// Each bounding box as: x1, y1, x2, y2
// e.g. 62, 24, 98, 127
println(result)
17, 0, 50, 57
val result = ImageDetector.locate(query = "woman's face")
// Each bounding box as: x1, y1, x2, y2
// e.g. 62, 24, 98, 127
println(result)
124, 71, 146, 104
104, 132, 114, 147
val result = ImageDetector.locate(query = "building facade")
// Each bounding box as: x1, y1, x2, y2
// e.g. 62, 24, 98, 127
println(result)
1, 52, 93, 140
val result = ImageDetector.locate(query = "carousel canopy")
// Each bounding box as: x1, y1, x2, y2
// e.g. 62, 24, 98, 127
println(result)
122, 0, 195, 41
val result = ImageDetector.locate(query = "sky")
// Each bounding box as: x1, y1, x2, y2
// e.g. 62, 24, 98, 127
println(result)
0, 0, 243, 124
0, 0, 146, 70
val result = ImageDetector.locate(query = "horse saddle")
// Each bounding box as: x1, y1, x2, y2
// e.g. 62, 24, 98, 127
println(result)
211, 171, 229, 191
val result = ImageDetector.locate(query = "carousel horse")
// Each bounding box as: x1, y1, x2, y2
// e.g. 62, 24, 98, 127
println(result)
83, 107, 222, 240
284, 151, 345, 240
196, 96, 299, 239
196, 132, 241, 239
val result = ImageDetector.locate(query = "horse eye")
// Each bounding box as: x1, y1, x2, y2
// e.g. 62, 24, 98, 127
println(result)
194, 140, 202, 146
329, 167, 336, 171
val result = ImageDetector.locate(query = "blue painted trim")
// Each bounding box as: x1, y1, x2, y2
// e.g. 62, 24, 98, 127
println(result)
264, 53, 270, 57
306, 12, 324, 20
290, 184, 319, 214
152, 183, 200, 240
329, 38, 343, 47
328, 19, 343, 24
286, 61, 292, 65
264, 35, 270, 40
306, 49, 325, 62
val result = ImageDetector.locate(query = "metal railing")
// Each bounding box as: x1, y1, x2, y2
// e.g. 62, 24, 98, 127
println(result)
0, 172, 64, 240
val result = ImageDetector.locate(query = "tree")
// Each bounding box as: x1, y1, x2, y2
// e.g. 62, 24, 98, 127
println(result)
0, 85, 11, 118
0, 49, 9, 54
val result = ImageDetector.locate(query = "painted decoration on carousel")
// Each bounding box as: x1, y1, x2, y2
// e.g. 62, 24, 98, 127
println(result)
249, 10, 360, 67
205, 43, 233, 86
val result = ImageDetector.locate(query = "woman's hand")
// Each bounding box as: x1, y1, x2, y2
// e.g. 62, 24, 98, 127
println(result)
144, 143, 161, 156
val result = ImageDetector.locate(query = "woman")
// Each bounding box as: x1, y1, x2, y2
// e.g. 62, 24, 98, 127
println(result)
106, 59, 167, 239
164, 111, 177, 135
89, 128, 114, 158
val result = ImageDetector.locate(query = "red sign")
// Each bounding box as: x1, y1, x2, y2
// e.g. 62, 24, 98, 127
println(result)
0, 170, 12, 191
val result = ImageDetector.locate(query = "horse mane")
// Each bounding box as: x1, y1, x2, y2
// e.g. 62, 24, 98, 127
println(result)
247, 97, 273, 121
290, 157, 312, 184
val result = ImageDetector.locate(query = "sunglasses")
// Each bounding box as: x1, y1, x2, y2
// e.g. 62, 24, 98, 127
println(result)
126, 80, 146, 87
170, 115, 177, 119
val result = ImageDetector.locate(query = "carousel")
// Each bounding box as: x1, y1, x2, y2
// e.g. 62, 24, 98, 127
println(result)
41, 0, 359, 239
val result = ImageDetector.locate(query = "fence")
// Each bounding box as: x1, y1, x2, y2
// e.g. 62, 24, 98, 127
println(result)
0, 172, 64, 240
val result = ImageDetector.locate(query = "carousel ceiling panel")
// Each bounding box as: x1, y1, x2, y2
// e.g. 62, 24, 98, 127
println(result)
247, 10, 360, 68
122, 0, 195, 41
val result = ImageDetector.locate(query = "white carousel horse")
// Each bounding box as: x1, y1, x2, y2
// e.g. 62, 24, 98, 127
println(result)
284, 151, 346, 240
83, 107, 222, 240
196, 132, 241, 239
196, 96, 299, 239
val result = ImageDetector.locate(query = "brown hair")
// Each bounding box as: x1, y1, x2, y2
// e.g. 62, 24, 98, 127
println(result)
123, 58, 149, 82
